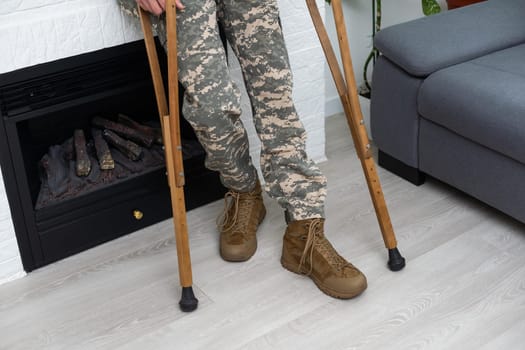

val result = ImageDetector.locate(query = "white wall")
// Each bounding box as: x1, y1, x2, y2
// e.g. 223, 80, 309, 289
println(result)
324, 0, 448, 117
0, 169, 25, 285
0, 0, 326, 285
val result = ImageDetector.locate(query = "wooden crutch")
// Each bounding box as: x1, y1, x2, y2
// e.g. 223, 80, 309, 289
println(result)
306, 0, 405, 271
138, 1, 198, 311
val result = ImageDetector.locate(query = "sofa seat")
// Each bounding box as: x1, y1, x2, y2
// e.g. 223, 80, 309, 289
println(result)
418, 43, 525, 165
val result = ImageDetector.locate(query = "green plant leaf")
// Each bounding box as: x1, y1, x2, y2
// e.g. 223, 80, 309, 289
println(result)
422, 0, 441, 15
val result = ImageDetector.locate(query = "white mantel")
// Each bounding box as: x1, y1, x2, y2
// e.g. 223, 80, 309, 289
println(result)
0, 0, 327, 285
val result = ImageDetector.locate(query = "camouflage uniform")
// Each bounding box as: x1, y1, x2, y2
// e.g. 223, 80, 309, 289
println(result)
118, 0, 327, 221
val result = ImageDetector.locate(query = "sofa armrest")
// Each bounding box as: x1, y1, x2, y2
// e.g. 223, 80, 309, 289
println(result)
374, 0, 525, 77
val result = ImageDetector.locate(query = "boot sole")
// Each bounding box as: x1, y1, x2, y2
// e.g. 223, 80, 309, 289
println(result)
281, 258, 367, 299
220, 207, 267, 262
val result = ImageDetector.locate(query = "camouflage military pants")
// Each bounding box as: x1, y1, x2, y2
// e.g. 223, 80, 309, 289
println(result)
118, 0, 327, 220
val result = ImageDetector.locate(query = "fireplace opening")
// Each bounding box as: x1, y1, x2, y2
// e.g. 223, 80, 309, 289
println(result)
34, 114, 167, 210
19, 92, 167, 209
0, 40, 226, 271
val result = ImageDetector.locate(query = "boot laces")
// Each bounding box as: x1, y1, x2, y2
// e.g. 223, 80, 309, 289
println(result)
217, 189, 259, 241
298, 219, 352, 276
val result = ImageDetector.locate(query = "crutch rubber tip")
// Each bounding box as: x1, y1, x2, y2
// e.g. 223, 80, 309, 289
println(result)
179, 286, 198, 312
387, 248, 406, 271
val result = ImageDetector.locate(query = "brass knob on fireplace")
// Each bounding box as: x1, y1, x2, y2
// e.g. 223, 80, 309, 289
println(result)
133, 210, 144, 220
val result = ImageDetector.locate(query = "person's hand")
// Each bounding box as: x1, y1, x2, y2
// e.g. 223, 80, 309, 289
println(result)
137, 0, 184, 15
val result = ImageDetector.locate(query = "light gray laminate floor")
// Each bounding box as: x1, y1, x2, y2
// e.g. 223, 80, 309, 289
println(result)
1, 114, 525, 350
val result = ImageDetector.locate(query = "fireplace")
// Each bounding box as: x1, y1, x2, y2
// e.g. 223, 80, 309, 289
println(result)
0, 40, 226, 272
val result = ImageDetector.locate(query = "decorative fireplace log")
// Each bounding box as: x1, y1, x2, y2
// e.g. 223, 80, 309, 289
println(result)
74, 129, 91, 176
63, 137, 75, 161
103, 129, 143, 161
36, 133, 166, 209
92, 116, 154, 147
92, 128, 115, 170
40, 145, 69, 196
117, 113, 163, 145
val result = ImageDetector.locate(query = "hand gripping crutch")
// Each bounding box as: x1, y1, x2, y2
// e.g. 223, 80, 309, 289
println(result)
138, 1, 198, 311
306, 0, 405, 271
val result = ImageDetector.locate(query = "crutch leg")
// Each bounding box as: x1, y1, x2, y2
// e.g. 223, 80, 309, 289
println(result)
306, 0, 405, 271
162, 115, 199, 311
138, 4, 198, 311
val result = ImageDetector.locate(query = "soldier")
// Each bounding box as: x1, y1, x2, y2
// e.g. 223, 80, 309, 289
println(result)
119, 0, 367, 299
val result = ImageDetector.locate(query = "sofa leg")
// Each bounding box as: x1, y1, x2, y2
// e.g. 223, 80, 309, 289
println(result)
378, 150, 426, 186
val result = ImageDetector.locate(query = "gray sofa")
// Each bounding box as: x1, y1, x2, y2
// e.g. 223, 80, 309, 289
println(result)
370, 0, 525, 224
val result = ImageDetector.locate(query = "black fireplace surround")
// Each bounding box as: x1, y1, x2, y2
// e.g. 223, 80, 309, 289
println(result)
0, 40, 226, 271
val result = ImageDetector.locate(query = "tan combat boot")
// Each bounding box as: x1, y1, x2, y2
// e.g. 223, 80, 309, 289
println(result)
281, 218, 367, 299
218, 180, 266, 262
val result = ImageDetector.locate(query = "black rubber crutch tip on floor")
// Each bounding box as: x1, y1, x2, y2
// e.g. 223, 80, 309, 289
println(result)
179, 286, 199, 312
387, 248, 406, 272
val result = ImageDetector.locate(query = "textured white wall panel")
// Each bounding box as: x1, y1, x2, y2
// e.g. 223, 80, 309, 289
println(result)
0, 0, 143, 74
0, 169, 25, 285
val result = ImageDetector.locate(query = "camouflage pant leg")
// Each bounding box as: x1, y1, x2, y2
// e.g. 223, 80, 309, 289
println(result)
217, 0, 327, 220
117, 0, 326, 219
117, 0, 258, 193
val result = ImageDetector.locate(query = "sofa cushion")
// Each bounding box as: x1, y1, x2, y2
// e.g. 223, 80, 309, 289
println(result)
418, 43, 525, 165
374, 0, 525, 77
